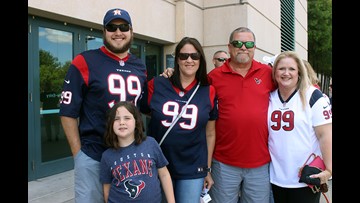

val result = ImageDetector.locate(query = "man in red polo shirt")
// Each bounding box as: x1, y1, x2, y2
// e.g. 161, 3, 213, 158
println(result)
208, 27, 276, 203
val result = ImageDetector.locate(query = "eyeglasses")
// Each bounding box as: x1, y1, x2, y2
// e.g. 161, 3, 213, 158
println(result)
215, 58, 227, 62
178, 53, 201, 60
230, 41, 255, 49
105, 24, 131, 32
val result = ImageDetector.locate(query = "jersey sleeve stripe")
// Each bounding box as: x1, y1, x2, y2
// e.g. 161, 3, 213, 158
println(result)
72, 55, 90, 86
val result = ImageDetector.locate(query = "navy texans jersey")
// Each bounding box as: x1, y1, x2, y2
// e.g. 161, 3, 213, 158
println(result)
59, 46, 147, 161
140, 76, 217, 179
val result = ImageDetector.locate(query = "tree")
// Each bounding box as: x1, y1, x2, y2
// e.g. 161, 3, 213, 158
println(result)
39, 49, 70, 93
308, 0, 332, 92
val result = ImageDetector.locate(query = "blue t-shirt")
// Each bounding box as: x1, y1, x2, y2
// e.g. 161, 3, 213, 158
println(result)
100, 136, 168, 203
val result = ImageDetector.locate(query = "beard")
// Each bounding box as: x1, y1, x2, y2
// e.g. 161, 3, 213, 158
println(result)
235, 53, 251, 64
103, 34, 133, 54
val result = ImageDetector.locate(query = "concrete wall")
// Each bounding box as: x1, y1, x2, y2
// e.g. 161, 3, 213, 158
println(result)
28, 0, 308, 73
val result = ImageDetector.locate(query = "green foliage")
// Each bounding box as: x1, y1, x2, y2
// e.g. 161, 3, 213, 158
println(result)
308, 0, 332, 76
39, 49, 70, 93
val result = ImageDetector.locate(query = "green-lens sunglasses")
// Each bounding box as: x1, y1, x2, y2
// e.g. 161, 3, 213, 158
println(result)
231, 41, 255, 49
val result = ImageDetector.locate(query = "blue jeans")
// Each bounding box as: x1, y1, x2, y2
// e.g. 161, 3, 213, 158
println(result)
74, 150, 104, 203
209, 159, 270, 203
162, 177, 204, 203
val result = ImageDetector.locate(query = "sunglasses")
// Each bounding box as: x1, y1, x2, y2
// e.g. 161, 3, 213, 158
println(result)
230, 41, 255, 49
215, 58, 227, 62
105, 24, 131, 32
178, 53, 201, 60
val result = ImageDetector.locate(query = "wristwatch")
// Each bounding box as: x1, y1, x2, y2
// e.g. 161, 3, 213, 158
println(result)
198, 167, 212, 173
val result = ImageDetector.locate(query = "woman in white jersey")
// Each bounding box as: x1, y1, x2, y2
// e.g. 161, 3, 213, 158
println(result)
267, 51, 332, 203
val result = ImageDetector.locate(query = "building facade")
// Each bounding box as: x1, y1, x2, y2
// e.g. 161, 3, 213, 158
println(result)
28, 0, 308, 181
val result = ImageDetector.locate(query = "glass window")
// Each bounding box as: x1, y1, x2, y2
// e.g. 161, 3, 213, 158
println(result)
86, 35, 103, 50
39, 27, 72, 162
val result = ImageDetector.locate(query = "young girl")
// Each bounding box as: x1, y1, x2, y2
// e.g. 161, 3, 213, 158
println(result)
100, 101, 175, 203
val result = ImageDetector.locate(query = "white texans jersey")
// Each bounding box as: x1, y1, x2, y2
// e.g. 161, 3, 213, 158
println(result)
268, 85, 332, 188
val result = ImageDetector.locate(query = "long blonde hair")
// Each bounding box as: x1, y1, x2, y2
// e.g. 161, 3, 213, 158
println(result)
272, 51, 312, 110
303, 60, 319, 86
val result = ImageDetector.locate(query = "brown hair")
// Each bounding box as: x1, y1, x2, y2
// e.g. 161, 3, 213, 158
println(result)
170, 37, 209, 91
104, 101, 146, 149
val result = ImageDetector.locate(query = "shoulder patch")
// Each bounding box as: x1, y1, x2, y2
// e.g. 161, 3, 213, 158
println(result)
309, 89, 323, 108
72, 55, 89, 86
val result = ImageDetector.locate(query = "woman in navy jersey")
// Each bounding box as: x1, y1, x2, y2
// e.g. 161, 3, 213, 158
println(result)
140, 37, 217, 203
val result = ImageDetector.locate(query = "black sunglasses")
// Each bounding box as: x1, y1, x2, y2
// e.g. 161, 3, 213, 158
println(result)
105, 24, 131, 32
178, 53, 201, 60
231, 41, 255, 49
215, 58, 227, 62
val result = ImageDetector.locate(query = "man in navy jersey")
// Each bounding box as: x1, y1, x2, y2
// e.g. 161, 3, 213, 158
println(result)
59, 8, 147, 203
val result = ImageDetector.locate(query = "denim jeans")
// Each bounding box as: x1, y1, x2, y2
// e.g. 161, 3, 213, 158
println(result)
162, 177, 204, 203
74, 150, 104, 203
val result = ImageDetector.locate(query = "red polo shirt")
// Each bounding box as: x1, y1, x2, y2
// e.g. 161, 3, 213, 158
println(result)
208, 59, 275, 168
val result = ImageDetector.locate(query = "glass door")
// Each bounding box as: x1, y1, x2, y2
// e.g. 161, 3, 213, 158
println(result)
38, 26, 72, 162
28, 15, 102, 181
131, 40, 163, 133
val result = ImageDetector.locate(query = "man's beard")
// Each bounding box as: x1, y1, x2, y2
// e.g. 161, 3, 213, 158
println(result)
235, 53, 250, 64
103, 36, 133, 54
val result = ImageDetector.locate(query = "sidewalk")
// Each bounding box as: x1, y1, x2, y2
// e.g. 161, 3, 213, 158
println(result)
28, 169, 331, 203
28, 170, 75, 203
321, 181, 332, 203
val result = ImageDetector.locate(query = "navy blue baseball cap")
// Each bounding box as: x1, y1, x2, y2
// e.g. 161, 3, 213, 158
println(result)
103, 8, 132, 26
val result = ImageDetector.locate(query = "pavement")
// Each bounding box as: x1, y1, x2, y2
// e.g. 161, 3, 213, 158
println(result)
28, 170, 75, 203
28, 169, 332, 203
320, 181, 332, 203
